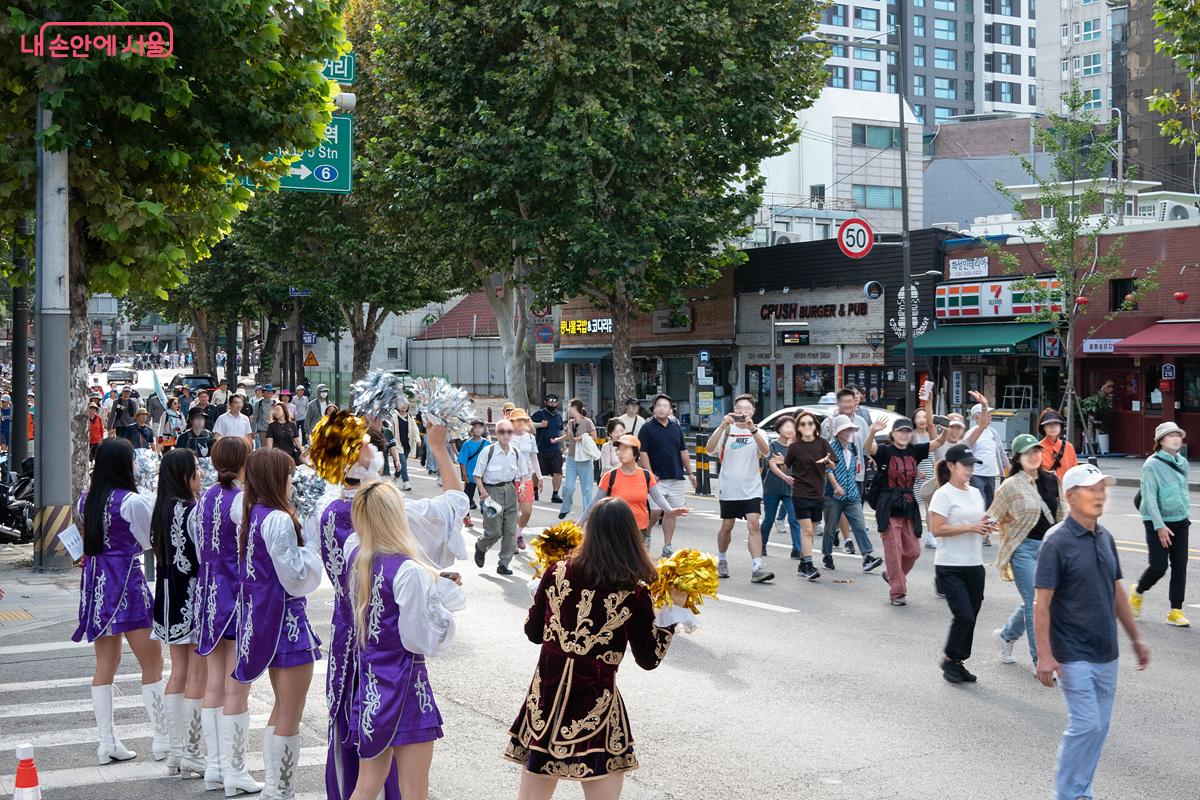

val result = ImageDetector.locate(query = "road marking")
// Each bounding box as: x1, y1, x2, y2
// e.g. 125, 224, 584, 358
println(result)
0, 713, 275, 752
0, 694, 146, 718
717, 594, 800, 613
0, 639, 95, 656
0, 745, 327, 794
0, 671, 142, 693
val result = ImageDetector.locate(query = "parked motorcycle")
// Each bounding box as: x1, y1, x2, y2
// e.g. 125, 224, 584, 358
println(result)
0, 454, 33, 544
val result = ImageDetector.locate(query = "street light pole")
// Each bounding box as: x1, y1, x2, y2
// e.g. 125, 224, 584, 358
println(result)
894, 2, 916, 416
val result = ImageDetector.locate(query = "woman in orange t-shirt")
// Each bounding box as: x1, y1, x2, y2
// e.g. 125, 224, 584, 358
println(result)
580, 435, 687, 545
1036, 408, 1077, 480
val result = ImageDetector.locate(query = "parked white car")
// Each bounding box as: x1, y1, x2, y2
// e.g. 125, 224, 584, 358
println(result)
757, 404, 904, 444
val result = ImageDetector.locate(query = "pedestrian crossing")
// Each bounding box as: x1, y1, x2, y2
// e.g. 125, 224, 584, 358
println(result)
0, 630, 333, 798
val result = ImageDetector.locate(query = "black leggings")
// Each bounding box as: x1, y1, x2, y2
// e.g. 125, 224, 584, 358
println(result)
937, 564, 986, 662
1137, 519, 1190, 609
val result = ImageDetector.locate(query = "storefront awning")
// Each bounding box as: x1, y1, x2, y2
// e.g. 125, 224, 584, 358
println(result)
553, 347, 612, 363
893, 322, 1053, 356
1113, 321, 1200, 355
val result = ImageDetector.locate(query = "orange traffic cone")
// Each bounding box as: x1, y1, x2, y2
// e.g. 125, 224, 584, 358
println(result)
13, 743, 41, 800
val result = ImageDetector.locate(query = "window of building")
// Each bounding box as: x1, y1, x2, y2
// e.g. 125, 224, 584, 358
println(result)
1060, 58, 1069, 77
914, 74, 927, 96
1028, 26, 1036, 45
887, 71, 898, 93
965, 21, 974, 40
934, 106, 955, 122
964, 79, 974, 101
853, 68, 880, 91
1060, 23, 1069, 41
999, 52, 1020, 74
1028, 83, 1036, 104
815, 222, 831, 239
1028, 55, 1036, 77
934, 0, 956, 10
934, 47, 957, 69
828, 35, 848, 58
854, 7, 880, 29
965, 50, 974, 71
852, 123, 900, 147
387, 347, 399, 360
913, 44, 926, 66
1081, 18, 1100, 41
828, 65, 848, 88
1082, 52, 1102, 76
914, 15, 926, 37
852, 184, 904, 209
913, 104, 926, 124
934, 76, 957, 99
1082, 86, 1102, 109
1109, 278, 1135, 311
998, 0, 1016, 15
822, 3, 847, 25
1082, 0, 1099, 4
914, 0, 925, 6
999, 81, 1016, 103
888, 49, 897, 65
1028, 0, 1035, 18
1180, 360, 1200, 412
934, 18, 957, 39
810, 184, 826, 199
854, 45, 880, 61
999, 23, 1019, 44
888, 12, 897, 27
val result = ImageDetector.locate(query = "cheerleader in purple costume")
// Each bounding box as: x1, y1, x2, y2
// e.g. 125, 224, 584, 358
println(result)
73, 438, 168, 765
149, 449, 208, 778
343, 478, 464, 800
193, 437, 263, 794
235, 448, 323, 800
309, 418, 469, 800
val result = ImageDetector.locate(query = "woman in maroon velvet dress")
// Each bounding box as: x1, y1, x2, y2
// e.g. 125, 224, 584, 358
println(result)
506, 497, 693, 799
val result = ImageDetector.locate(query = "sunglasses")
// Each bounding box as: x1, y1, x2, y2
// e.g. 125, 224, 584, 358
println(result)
496, 429, 514, 435
796, 419, 815, 426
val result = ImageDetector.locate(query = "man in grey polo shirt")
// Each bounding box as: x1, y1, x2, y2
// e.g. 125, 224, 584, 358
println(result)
1035, 463, 1150, 800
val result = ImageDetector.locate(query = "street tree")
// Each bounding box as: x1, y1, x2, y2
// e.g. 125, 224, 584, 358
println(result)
0, 1, 347, 492
989, 84, 1155, 451
370, 0, 827, 407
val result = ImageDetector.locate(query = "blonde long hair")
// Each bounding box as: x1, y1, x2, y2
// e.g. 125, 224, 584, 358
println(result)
350, 480, 440, 647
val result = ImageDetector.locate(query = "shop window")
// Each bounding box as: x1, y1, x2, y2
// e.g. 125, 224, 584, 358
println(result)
1181, 361, 1200, 412
1145, 364, 1163, 412
793, 366, 836, 403
386, 347, 399, 359
1109, 277, 1135, 311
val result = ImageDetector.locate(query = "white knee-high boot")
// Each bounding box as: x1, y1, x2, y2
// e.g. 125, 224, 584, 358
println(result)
269, 734, 300, 800
179, 697, 207, 777
91, 684, 137, 765
141, 680, 171, 761
220, 711, 264, 796
164, 692, 185, 774
200, 706, 224, 790
260, 726, 276, 800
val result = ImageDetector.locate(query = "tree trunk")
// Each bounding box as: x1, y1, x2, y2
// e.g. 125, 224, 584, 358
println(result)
351, 325, 380, 381
67, 222, 92, 500
225, 317, 238, 385
204, 324, 219, 377
241, 316, 252, 385
481, 269, 532, 408
189, 309, 211, 377
609, 291, 635, 418
256, 317, 281, 385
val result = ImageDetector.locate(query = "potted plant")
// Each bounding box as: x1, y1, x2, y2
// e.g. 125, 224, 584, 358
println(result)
1078, 386, 1114, 455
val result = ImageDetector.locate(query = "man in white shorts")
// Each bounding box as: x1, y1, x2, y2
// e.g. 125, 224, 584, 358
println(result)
638, 394, 696, 557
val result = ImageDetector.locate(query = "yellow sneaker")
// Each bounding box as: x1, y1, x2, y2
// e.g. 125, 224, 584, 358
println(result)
1129, 589, 1143, 618
1166, 609, 1191, 627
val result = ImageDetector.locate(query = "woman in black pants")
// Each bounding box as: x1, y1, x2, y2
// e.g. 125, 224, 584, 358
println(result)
928, 444, 997, 684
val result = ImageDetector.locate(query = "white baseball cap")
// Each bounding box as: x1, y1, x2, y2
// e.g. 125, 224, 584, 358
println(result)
1061, 463, 1116, 492
832, 414, 860, 436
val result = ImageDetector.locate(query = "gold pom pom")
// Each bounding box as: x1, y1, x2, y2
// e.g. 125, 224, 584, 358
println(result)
308, 410, 369, 484
650, 548, 720, 613
529, 520, 583, 577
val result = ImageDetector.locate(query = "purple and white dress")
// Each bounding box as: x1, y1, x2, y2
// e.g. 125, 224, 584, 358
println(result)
193, 483, 243, 656
72, 489, 156, 643
233, 503, 323, 682
344, 540, 464, 758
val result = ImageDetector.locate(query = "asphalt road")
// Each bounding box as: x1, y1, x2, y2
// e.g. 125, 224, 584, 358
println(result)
3, 450, 1197, 799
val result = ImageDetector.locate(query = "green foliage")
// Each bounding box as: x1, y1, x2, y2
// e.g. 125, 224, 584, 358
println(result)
0, 1, 349, 296
1148, 0, 1200, 151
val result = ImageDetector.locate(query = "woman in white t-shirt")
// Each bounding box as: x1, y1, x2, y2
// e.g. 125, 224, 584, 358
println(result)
928, 443, 997, 685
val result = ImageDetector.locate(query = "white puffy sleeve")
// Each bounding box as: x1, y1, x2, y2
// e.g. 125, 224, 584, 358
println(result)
122, 490, 156, 550
187, 503, 202, 550
300, 494, 335, 556
263, 510, 323, 596
229, 491, 244, 528
403, 490, 470, 569
393, 560, 463, 656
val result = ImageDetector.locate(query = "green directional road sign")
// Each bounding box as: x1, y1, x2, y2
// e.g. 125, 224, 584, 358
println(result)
321, 54, 356, 85
280, 115, 352, 194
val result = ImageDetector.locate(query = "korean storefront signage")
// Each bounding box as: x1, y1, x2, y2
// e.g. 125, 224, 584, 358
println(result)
935, 276, 1062, 320
1082, 338, 1121, 354
651, 308, 693, 334
948, 257, 989, 280
560, 318, 612, 335
760, 301, 870, 320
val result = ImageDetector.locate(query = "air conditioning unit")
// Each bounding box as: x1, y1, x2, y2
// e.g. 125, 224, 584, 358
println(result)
1153, 201, 1198, 222
771, 231, 802, 246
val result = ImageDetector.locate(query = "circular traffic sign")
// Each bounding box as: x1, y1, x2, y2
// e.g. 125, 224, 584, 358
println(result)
535, 324, 554, 343
313, 165, 339, 183
837, 217, 874, 259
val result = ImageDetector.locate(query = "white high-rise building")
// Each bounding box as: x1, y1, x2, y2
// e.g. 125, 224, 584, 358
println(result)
1036, 0, 1113, 112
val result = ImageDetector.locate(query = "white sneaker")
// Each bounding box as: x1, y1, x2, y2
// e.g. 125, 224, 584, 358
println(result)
402, 482, 412, 491
994, 629, 1016, 664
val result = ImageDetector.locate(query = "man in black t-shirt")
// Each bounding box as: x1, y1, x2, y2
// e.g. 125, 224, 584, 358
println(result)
175, 407, 215, 458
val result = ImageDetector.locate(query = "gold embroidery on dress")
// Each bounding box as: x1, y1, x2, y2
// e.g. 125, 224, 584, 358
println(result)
654, 628, 673, 661
597, 650, 623, 666
505, 741, 530, 762
540, 760, 594, 779
606, 690, 628, 754
545, 571, 633, 656
559, 689, 612, 739
525, 668, 547, 734
606, 752, 639, 772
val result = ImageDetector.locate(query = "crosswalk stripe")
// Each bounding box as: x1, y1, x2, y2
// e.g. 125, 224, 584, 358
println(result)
0, 639, 96, 656
0, 713, 275, 751
0, 694, 146, 718
0, 745, 327, 794
0, 671, 143, 693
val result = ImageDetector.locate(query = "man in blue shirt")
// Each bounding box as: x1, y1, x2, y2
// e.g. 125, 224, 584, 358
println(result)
1035, 463, 1150, 800
532, 394, 564, 503
638, 394, 696, 557
0, 394, 10, 451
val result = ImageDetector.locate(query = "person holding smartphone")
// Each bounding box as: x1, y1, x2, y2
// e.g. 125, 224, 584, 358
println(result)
706, 394, 772, 583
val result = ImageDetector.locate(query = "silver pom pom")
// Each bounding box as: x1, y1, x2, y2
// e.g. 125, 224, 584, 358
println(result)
351, 370, 408, 419
197, 457, 218, 491
291, 465, 331, 521
411, 377, 476, 439
133, 449, 161, 493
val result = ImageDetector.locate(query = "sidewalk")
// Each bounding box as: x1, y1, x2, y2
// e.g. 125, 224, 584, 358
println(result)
0, 544, 80, 639
1089, 456, 1199, 489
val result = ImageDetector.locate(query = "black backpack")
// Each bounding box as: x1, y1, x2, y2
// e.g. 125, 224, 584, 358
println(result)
602, 467, 652, 494
1133, 454, 1188, 511
864, 457, 888, 510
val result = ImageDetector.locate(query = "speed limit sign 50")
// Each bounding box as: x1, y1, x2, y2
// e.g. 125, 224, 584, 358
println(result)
837, 217, 875, 259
